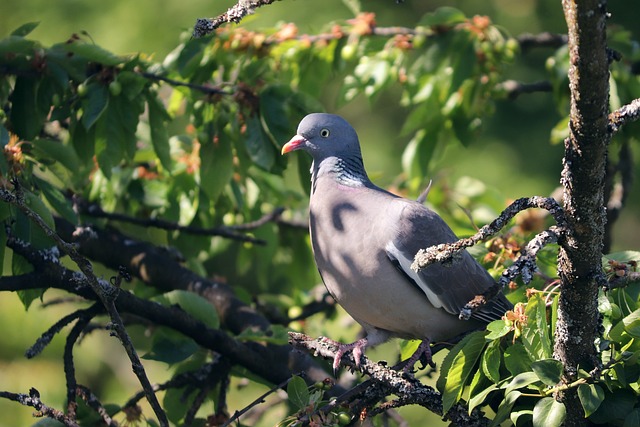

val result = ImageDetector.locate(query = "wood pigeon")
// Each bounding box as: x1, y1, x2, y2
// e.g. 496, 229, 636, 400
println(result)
281, 113, 512, 371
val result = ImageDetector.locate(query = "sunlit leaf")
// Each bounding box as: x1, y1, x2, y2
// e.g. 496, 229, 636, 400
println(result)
533, 397, 566, 427
441, 331, 486, 412
482, 339, 502, 383
485, 319, 511, 340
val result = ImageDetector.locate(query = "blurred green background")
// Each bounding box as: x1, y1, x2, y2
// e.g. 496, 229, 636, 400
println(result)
1, 1, 639, 426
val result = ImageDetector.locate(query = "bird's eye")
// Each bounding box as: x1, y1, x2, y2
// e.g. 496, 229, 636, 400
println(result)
320, 128, 330, 138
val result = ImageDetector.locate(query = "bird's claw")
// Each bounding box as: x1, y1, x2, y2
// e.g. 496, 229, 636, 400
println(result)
402, 339, 434, 373
321, 337, 368, 374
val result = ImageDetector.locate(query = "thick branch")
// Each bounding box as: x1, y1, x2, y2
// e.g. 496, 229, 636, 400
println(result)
556, 1, 610, 424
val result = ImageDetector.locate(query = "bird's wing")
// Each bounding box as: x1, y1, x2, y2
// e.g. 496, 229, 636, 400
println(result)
385, 200, 512, 323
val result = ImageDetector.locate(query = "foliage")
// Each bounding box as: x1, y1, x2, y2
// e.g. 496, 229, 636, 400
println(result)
0, 2, 640, 427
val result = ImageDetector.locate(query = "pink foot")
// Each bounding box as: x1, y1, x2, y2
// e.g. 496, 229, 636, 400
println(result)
322, 337, 368, 373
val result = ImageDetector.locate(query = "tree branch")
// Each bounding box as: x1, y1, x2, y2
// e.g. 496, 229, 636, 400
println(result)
411, 196, 566, 272
608, 97, 640, 134
0, 389, 79, 427
516, 32, 568, 51
495, 80, 552, 100
75, 197, 270, 245
193, 0, 283, 38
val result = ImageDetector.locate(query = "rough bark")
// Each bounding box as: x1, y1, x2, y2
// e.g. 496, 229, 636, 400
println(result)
555, 1, 610, 425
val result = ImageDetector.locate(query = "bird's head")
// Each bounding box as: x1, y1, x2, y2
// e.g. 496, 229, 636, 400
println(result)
281, 113, 362, 161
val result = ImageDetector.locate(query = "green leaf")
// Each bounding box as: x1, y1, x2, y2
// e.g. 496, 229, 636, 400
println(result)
142, 328, 199, 364
60, 41, 124, 66
531, 359, 563, 386
11, 22, 40, 37
31, 138, 81, 174
152, 290, 219, 329
504, 342, 532, 376
420, 7, 467, 27
9, 75, 45, 140
259, 85, 294, 146
81, 83, 109, 130
36, 178, 78, 224
622, 308, 640, 338
401, 126, 440, 181
441, 331, 486, 412
486, 319, 511, 340
400, 339, 422, 363
481, 339, 502, 383
523, 294, 552, 359
490, 390, 521, 427
244, 115, 276, 171
287, 375, 310, 411
146, 93, 173, 171
504, 371, 540, 396
590, 389, 637, 424
624, 409, 640, 427
510, 409, 533, 426
532, 397, 566, 427
199, 129, 234, 202
468, 368, 498, 414
577, 384, 605, 417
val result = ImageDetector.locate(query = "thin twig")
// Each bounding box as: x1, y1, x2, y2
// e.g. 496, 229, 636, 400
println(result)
0, 389, 79, 427
221, 376, 293, 427
76, 198, 268, 245
25, 305, 98, 359
496, 80, 552, 100
605, 271, 640, 290
516, 32, 568, 51
76, 385, 117, 427
608, 98, 640, 134
193, 0, 283, 38
411, 196, 567, 272
139, 71, 230, 96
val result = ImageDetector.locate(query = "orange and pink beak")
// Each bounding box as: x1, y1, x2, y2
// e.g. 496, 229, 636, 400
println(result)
281, 135, 307, 155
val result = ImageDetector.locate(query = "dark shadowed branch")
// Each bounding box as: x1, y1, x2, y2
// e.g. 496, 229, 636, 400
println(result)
74, 197, 272, 245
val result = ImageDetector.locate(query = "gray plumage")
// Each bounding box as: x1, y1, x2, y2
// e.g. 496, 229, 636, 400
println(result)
282, 113, 512, 370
